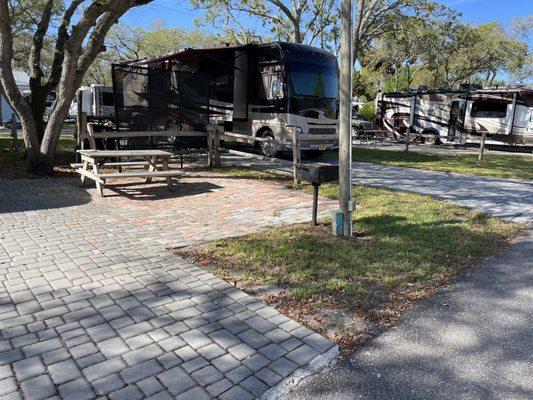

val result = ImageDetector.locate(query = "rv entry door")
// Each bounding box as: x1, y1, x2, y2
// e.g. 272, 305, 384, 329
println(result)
448, 100, 463, 142
233, 51, 248, 120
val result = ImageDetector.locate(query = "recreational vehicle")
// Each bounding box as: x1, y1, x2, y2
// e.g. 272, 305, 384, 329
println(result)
69, 84, 115, 119
376, 86, 533, 146
112, 42, 339, 157
0, 70, 29, 126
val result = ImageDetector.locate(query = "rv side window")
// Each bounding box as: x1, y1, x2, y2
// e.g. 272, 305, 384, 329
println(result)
262, 72, 284, 100
102, 92, 114, 107
470, 99, 507, 118
260, 65, 284, 101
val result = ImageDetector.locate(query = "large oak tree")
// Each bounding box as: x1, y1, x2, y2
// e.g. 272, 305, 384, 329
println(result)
0, 0, 153, 175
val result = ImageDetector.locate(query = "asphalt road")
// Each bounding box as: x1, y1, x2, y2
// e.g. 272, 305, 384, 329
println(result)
286, 229, 533, 400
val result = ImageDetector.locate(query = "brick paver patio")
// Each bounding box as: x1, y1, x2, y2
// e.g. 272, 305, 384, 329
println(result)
0, 171, 338, 400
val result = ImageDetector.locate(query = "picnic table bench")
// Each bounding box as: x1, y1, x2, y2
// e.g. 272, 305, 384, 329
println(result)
357, 129, 391, 146
74, 149, 182, 197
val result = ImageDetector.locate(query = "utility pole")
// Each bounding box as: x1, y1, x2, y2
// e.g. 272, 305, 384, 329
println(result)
338, 0, 354, 236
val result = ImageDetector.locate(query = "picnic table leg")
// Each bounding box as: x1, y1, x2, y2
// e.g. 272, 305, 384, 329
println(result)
80, 161, 89, 186
145, 156, 156, 183
92, 163, 104, 197
161, 157, 174, 191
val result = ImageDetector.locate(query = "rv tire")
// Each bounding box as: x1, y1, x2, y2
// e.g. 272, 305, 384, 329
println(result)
260, 131, 278, 158
422, 130, 440, 145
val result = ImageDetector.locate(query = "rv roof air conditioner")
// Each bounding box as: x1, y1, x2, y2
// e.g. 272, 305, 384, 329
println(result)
459, 83, 482, 91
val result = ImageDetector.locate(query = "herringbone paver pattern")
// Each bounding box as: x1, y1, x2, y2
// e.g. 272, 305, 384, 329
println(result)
0, 172, 337, 400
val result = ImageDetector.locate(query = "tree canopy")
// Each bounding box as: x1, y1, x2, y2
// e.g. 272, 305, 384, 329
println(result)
85, 21, 225, 85
0, 0, 154, 174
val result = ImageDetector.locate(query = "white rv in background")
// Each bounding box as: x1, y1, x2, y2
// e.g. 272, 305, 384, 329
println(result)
0, 70, 30, 126
69, 84, 115, 119
376, 85, 533, 146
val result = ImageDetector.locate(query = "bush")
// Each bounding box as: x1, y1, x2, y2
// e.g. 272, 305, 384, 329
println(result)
359, 101, 376, 123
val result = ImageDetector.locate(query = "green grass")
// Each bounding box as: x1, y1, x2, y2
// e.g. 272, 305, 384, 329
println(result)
189, 184, 522, 298
0, 136, 76, 179
323, 147, 533, 180
182, 167, 525, 345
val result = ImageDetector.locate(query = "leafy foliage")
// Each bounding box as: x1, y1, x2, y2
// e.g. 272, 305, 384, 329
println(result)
190, 0, 339, 51
358, 101, 376, 123
85, 21, 225, 85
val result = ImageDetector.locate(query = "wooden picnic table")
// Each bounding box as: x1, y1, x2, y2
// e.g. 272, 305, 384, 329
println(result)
76, 149, 182, 197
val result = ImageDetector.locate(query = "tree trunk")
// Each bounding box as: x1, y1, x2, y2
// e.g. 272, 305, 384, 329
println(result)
18, 115, 41, 170
29, 91, 48, 143
37, 93, 73, 175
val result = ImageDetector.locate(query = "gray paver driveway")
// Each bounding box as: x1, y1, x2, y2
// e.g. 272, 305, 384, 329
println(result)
0, 175, 337, 400
351, 161, 533, 224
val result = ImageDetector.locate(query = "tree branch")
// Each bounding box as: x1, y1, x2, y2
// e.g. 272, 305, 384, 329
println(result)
45, 0, 84, 91
29, 0, 53, 82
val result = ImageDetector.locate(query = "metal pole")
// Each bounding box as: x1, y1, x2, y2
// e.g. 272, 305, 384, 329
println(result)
338, 0, 353, 236
292, 131, 301, 185
312, 183, 319, 226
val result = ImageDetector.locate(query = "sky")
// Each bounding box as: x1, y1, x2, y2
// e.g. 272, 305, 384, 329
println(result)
122, 0, 533, 33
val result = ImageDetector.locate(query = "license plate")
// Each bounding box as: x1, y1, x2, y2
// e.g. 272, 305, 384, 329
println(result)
318, 144, 327, 151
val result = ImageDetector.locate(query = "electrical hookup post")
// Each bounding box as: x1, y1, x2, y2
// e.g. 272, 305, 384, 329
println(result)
334, 0, 354, 237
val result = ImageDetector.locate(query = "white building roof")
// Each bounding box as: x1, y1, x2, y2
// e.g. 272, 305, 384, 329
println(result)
13, 70, 30, 87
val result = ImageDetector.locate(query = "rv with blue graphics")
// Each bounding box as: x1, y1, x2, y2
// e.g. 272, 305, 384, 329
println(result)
376, 85, 533, 147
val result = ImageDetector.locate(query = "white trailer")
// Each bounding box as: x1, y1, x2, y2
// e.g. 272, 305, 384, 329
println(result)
376, 86, 533, 146
69, 84, 115, 119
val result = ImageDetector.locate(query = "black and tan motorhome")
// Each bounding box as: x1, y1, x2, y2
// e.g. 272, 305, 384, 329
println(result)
376, 85, 533, 146
112, 42, 339, 157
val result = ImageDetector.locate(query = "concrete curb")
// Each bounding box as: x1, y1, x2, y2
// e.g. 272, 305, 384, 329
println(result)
260, 345, 340, 400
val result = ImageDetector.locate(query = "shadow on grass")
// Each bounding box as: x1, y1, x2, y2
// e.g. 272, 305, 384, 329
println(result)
186, 209, 521, 315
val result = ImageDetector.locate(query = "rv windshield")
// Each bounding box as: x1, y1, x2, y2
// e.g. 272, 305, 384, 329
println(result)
287, 60, 339, 100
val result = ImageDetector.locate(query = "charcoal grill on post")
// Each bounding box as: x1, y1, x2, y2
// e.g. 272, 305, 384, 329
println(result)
295, 163, 339, 225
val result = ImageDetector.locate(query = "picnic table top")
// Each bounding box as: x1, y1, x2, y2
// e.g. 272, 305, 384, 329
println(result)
77, 149, 173, 157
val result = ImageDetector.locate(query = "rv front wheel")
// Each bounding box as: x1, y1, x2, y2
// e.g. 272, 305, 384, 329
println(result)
260, 131, 278, 158
422, 131, 440, 145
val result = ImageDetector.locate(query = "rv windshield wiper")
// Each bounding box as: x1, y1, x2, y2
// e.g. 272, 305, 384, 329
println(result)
293, 94, 320, 98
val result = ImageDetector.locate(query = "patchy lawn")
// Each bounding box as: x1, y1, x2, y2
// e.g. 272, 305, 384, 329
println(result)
177, 167, 525, 350
0, 136, 77, 179
324, 147, 533, 180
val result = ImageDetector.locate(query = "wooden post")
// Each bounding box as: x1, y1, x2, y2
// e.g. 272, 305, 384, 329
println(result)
292, 131, 301, 185
405, 130, 410, 152
86, 122, 96, 150
10, 113, 18, 152
478, 131, 486, 161
77, 112, 87, 162
214, 125, 221, 167
338, 0, 354, 236
207, 125, 214, 167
